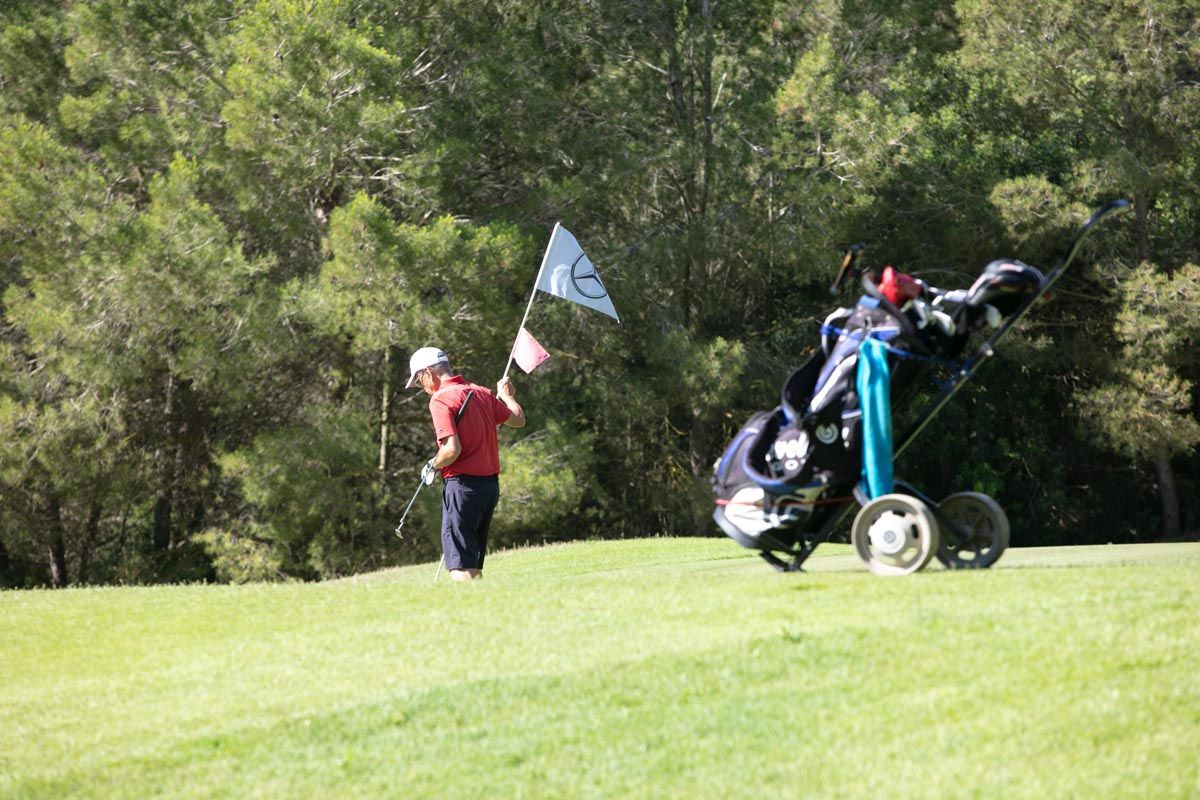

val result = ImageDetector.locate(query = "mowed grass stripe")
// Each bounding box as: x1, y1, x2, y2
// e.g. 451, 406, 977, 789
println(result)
2, 540, 1198, 799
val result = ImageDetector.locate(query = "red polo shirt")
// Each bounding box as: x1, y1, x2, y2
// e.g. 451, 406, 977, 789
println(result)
429, 375, 512, 478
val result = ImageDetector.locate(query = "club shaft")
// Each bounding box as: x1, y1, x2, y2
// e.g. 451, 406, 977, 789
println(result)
894, 200, 1129, 458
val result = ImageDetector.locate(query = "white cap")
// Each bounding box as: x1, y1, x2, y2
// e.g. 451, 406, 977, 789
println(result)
405, 346, 449, 388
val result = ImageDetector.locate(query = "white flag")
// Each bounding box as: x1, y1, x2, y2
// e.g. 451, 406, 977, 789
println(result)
535, 224, 620, 322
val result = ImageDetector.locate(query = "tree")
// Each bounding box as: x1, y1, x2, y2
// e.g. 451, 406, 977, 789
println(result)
1, 122, 274, 582
1079, 263, 1200, 537
954, 0, 1200, 537
0, 118, 131, 585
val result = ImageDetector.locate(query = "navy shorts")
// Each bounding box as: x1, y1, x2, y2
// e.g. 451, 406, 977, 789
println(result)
440, 475, 499, 570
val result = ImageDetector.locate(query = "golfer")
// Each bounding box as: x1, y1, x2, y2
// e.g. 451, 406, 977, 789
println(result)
406, 346, 525, 581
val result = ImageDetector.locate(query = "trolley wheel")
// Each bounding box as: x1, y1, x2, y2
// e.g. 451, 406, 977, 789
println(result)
851, 494, 940, 576
934, 492, 1009, 569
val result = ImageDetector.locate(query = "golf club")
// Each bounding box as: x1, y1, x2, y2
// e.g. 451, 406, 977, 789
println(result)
393, 477, 425, 539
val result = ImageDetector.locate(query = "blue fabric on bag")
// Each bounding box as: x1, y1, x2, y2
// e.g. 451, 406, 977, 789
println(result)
856, 336, 894, 498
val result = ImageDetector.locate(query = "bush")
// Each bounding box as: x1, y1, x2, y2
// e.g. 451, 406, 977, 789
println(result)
492, 422, 594, 548
196, 525, 287, 584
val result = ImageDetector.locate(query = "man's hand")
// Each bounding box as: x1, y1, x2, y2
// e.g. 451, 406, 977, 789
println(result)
496, 376, 525, 428
420, 458, 438, 486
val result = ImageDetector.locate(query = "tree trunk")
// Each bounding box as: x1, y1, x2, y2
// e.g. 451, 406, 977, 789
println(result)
152, 479, 172, 550
699, 0, 715, 221
673, 4, 718, 485
689, 404, 708, 479
171, 405, 187, 551
78, 502, 101, 585
688, 403, 713, 534
663, 16, 695, 331
153, 373, 175, 551
1153, 448, 1182, 539
1133, 191, 1152, 263
379, 348, 391, 483
45, 496, 68, 588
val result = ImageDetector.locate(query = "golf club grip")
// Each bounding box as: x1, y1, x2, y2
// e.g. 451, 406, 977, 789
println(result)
830, 242, 864, 296
455, 390, 474, 424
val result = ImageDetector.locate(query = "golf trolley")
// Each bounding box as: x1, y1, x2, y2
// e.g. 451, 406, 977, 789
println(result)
712, 200, 1130, 575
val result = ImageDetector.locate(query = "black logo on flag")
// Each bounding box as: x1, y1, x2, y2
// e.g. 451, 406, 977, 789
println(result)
570, 253, 609, 300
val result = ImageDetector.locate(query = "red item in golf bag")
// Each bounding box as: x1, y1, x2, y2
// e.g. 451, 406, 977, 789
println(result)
878, 265, 922, 306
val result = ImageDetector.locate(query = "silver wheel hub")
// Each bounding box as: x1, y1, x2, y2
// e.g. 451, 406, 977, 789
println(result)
869, 511, 912, 556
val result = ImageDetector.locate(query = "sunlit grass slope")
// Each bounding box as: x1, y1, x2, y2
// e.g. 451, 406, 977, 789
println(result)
2, 539, 1198, 799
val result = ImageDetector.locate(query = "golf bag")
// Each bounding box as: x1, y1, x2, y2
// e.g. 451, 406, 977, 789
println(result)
712, 259, 1045, 557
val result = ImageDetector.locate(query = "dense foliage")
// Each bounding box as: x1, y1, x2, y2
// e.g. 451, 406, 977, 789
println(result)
1, 0, 1197, 587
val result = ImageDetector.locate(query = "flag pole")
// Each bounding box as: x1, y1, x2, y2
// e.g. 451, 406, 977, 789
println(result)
503, 221, 560, 379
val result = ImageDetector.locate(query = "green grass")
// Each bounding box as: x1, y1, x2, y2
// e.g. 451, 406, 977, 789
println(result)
2, 539, 1199, 799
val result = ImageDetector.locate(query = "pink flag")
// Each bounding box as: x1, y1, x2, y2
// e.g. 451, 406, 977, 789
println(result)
511, 327, 550, 374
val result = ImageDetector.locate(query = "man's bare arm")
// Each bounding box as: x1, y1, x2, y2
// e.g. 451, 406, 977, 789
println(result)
496, 377, 525, 428
432, 434, 462, 467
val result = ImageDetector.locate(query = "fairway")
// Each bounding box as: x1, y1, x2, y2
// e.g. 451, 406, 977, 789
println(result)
2, 539, 1198, 799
